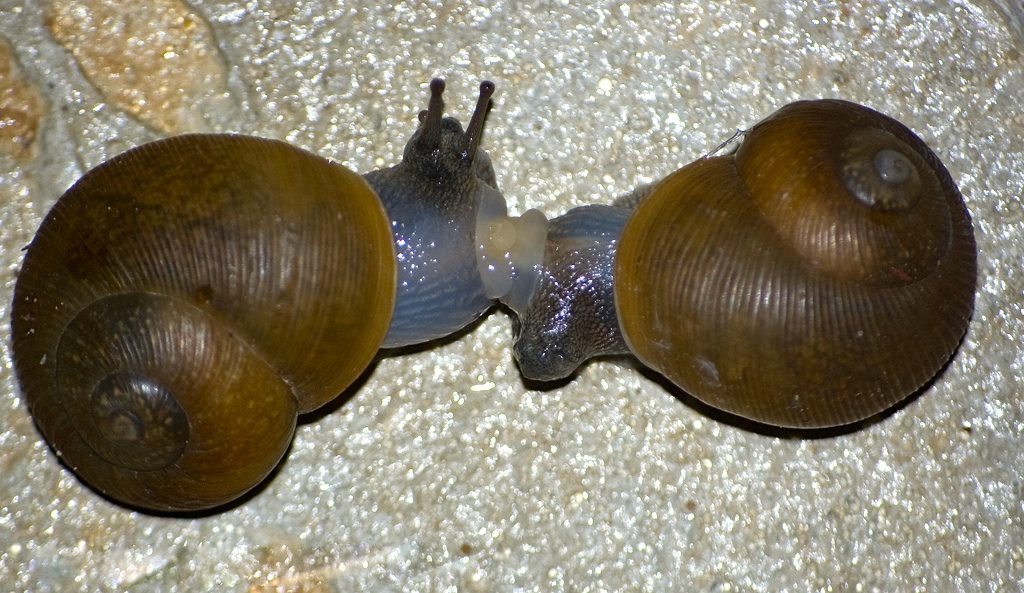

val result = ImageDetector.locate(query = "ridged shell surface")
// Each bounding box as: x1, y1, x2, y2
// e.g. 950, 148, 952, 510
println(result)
11, 134, 396, 509
615, 100, 976, 428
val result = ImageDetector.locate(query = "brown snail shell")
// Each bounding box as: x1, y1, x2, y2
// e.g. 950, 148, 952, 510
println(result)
11, 134, 396, 510
615, 100, 976, 428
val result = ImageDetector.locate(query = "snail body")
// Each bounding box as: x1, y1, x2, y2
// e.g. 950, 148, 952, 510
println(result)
11, 82, 976, 511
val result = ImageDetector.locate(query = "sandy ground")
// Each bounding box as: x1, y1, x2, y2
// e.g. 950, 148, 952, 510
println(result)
0, 1, 1021, 591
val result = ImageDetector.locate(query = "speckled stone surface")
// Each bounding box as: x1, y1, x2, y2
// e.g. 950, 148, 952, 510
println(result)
1, 1, 1022, 591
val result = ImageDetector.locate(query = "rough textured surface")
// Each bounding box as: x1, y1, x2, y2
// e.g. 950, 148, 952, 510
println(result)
1, 1, 1021, 591
0, 34, 44, 160
45, 0, 232, 134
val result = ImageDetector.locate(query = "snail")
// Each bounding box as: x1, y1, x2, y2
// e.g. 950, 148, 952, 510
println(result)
508, 99, 977, 428
10, 79, 532, 511
10, 80, 976, 512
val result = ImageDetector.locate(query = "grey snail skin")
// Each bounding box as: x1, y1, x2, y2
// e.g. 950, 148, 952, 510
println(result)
10, 81, 976, 511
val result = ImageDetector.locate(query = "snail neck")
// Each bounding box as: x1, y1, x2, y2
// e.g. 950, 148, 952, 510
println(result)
475, 188, 549, 313
501, 204, 633, 382
364, 164, 496, 349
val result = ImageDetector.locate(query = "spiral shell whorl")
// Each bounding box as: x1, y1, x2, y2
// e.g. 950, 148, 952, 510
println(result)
84, 372, 189, 473
54, 292, 300, 508
735, 100, 952, 286
616, 100, 976, 428
12, 135, 395, 510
